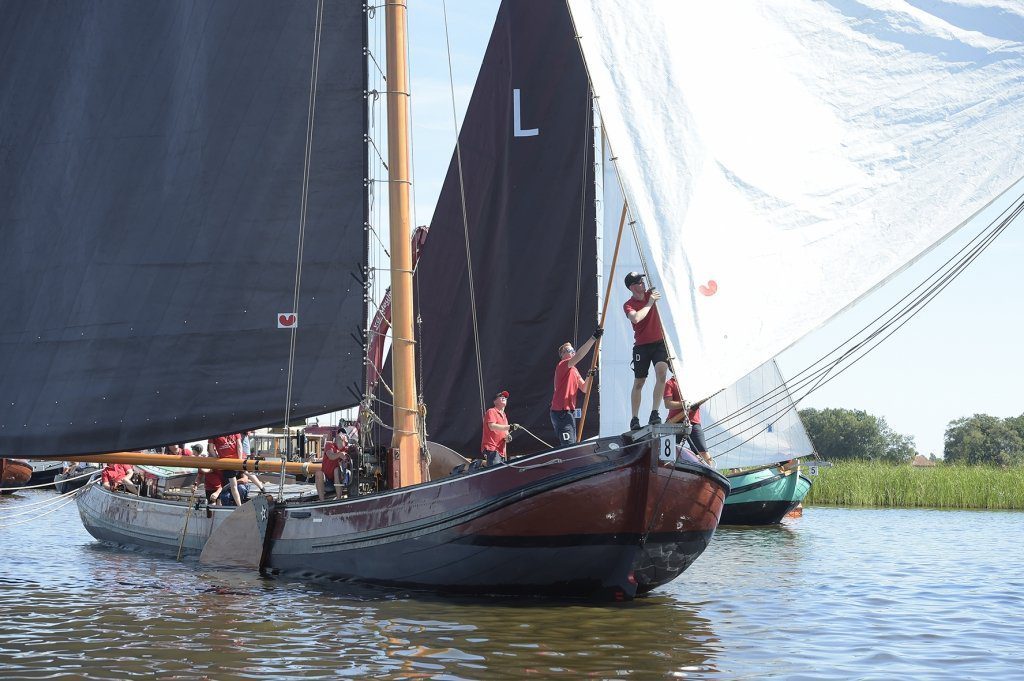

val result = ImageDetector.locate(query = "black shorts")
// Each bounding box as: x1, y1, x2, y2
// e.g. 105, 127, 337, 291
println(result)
222, 468, 239, 481
689, 423, 707, 453
632, 341, 669, 379
550, 410, 577, 448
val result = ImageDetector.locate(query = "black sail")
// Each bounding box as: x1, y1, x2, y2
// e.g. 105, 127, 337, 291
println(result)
0, 2, 367, 456
413, 0, 598, 455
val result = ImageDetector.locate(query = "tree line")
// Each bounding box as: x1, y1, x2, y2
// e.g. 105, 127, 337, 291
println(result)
798, 408, 1024, 466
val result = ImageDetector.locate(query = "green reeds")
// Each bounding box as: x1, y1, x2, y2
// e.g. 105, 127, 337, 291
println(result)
805, 461, 1024, 510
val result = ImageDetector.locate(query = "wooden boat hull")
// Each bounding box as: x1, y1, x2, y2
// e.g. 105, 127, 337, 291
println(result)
266, 433, 729, 600
73, 431, 728, 600
720, 467, 812, 526
1, 459, 32, 491
77, 483, 233, 555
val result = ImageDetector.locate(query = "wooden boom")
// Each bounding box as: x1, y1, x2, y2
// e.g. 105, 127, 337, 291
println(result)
32, 452, 321, 474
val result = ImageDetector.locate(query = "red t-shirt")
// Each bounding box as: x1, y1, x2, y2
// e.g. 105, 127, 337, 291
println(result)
551, 359, 585, 411
664, 378, 684, 421
204, 468, 224, 493
101, 463, 132, 485
210, 434, 242, 459
480, 407, 509, 454
623, 292, 664, 345
321, 445, 350, 478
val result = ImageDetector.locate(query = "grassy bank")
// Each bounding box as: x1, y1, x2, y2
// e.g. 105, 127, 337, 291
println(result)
805, 461, 1024, 510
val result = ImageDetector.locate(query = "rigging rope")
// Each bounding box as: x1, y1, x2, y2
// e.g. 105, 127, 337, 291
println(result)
573, 86, 592, 344
2, 468, 96, 492
515, 425, 555, 451
0, 485, 87, 517
0, 484, 89, 528
442, 0, 486, 420
363, 5, 386, 456
702, 192, 1024, 458
279, 0, 326, 500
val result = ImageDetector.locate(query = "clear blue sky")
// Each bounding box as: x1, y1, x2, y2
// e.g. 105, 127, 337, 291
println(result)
403, 1, 1024, 458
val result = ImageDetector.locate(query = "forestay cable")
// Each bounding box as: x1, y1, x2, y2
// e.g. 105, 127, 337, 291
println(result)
278, 0, 326, 498
441, 0, 486, 419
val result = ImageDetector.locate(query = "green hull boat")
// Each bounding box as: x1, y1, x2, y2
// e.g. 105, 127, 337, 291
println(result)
720, 466, 812, 525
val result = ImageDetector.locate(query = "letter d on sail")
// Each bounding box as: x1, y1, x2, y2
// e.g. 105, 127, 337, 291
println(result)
513, 89, 538, 137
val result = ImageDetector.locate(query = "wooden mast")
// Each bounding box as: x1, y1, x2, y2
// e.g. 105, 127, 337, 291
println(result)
385, 0, 422, 486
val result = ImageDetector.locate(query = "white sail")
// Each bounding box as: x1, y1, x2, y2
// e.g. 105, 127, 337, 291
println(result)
598, 128, 647, 436
702, 360, 815, 470
569, 0, 1024, 400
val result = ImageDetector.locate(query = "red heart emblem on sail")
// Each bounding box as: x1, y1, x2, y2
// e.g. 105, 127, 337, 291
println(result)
698, 280, 718, 296
279, 314, 297, 327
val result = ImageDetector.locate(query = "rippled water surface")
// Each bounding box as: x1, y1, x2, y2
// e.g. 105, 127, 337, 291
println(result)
1, 490, 1022, 679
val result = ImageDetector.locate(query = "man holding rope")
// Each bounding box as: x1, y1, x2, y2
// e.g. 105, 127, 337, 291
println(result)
479, 389, 518, 466
550, 330, 601, 448
623, 272, 669, 430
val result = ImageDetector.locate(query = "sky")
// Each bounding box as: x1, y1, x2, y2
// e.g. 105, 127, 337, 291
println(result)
399, 1, 1023, 458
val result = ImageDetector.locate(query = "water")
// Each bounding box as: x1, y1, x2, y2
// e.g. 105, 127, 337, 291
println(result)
2, 490, 1022, 679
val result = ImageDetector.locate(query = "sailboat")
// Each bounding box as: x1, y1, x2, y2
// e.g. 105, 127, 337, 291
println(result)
0, 1, 726, 601
702, 361, 815, 525
2, 1, 1023, 598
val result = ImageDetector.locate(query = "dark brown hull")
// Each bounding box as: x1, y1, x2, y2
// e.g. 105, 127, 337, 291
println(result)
1, 458, 32, 491
266, 431, 729, 600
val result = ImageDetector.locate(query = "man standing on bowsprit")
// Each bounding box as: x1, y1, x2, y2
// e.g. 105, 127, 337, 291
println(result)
623, 272, 669, 430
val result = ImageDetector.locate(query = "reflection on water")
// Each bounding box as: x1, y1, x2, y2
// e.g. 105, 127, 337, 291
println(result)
2, 490, 1023, 678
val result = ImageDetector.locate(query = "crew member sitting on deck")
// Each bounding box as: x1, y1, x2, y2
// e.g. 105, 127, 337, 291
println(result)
480, 390, 517, 466
316, 433, 351, 501
239, 470, 268, 495
100, 463, 138, 494
663, 372, 713, 466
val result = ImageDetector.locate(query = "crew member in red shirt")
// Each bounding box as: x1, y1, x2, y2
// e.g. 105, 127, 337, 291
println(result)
100, 463, 137, 494
317, 433, 351, 501
664, 374, 713, 466
623, 272, 669, 430
550, 329, 601, 447
202, 466, 224, 505
480, 390, 517, 466
208, 433, 243, 506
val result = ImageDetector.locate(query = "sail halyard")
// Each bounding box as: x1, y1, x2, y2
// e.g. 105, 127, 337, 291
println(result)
385, 0, 423, 485
567, 0, 1024, 402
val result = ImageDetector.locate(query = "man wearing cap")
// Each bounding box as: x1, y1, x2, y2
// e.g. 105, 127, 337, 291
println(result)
623, 272, 669, 430
550, 329, 602, 447
480, 390, 516, 466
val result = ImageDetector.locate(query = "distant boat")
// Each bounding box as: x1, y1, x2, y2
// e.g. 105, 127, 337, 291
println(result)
53, 463, 101, 494
0, 459, 31, 492
702, 361, 816, 525
720, 466, 813, 526
27, 460, 64, 486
